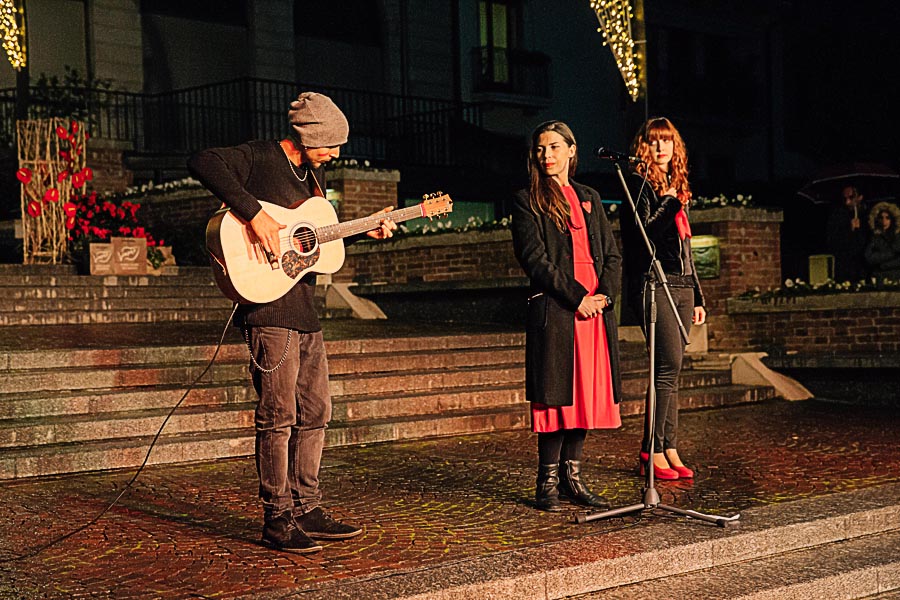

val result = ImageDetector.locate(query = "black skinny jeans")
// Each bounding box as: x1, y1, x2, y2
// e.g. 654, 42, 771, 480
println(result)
640, 282, 694, 454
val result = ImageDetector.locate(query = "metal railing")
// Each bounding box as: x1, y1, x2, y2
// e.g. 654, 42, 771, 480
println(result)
0, 78, 484, 168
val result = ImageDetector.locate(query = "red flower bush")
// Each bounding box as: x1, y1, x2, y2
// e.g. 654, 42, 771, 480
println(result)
66, 190, 162, 254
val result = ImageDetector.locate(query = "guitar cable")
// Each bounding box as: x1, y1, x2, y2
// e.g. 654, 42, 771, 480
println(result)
0, 302, 240, 564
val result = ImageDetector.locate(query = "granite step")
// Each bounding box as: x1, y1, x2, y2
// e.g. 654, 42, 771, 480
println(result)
0, 267, 233, 326
0, 428, 256, 479
620, 383, 778, 416
1, 284, 226, 300
287, 482, 900, 600
333, 384, 524, 421
0, 382, 255, 420
580, 529, 900, 599
0, 404, 530, 479
0, 353, 523, 397
0, 376, 528, 448
0, 307, 239, 326
325, 405, 529, 447
2, 295, 233, 312
0, 378, 765, 447
2, 332, 526, 370
621, 368, 733, 397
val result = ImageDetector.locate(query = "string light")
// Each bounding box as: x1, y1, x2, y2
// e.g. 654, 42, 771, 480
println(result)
1, 0, 26, 70
589, 0, 639, 101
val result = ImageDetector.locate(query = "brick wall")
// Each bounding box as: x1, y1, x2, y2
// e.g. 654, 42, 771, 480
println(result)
690, 208, 783, 350
137, 189, 220, 264
724, 293, 900, 355
329, 168, 401, 222
336, 229, 523, 285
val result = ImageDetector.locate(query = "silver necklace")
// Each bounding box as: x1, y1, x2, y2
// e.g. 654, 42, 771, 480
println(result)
282, 146, 308, 182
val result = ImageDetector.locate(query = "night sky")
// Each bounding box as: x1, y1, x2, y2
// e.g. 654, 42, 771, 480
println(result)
784, 0, 900, 166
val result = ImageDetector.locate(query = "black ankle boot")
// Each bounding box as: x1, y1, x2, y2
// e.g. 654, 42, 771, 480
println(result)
535, 463, 563, 511
559, 460, 609, 509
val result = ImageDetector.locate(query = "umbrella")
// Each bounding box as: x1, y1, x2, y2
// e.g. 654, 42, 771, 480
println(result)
797, 162, 900, 204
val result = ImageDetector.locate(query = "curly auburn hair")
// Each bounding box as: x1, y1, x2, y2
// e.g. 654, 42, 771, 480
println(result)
629, 117, 691, 203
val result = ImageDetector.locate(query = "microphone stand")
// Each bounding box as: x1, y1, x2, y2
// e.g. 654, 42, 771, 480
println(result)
576, 160, 740, 528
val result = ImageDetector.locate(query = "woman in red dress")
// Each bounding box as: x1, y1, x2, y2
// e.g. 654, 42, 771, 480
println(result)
511, 121, 623, 511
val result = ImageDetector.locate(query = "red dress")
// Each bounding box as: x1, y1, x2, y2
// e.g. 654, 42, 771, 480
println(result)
531, 186, 621, 432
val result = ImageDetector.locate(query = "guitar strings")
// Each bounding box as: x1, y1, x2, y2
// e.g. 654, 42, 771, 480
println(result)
259, 202, 432, 252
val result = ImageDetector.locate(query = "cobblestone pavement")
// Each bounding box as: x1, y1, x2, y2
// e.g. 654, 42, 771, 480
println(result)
0, 397, 898, 599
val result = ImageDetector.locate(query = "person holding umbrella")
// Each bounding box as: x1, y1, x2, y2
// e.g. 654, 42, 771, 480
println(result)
826, 185, 869, 282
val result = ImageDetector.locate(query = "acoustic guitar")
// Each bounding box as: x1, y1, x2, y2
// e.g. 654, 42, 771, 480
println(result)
206, 192, 452, 304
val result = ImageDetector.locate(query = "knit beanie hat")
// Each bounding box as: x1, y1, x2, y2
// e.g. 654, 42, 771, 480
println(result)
288, 92, 349, 148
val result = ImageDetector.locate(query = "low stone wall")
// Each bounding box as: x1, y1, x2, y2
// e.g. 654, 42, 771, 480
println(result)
338, 229, 526, 323
136, 188, 220, 265
337, 229, 522, 286
725, 291, 900, 355
339, 207, 787, 335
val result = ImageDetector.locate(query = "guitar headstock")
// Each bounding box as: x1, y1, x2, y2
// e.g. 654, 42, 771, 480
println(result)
421, 191, 453, 218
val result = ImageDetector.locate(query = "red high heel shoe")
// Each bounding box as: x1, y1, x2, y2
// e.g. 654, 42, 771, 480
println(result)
638, 452, 679, 480
668, 464, 693, 478
663, 450, 694, 479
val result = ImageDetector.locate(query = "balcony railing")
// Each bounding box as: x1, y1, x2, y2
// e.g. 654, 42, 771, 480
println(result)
0, 78, 484, 169
471, 46, 551, 99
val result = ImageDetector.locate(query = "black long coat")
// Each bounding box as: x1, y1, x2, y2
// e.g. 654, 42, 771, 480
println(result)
511, 181, 623, 407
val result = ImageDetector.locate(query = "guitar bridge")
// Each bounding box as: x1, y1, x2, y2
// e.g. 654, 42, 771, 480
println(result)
264, 250, 280, 270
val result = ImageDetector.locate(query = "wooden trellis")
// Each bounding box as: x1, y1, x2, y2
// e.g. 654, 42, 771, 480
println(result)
17, 118, 87, 264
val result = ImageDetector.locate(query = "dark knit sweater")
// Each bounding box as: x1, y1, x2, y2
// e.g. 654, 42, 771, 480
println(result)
187, 140, 327, 332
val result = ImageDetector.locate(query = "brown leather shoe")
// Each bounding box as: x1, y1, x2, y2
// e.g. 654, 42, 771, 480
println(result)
262, 512, 323, 554
296, 507, 363, 540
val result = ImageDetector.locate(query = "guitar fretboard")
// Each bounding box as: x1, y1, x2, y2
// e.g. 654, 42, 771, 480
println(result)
316, 204, 428, 243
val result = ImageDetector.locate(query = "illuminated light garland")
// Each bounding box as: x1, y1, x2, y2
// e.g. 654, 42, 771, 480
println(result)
1, 0, 26, 70
589, 0, 639, 101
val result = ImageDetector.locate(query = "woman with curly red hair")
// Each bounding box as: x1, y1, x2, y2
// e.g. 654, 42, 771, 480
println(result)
620, 117, 706, 481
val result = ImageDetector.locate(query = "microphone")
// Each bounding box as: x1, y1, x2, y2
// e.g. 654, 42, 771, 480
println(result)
595, 147, 641, 162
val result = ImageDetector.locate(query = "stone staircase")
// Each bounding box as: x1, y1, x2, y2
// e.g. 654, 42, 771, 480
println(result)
0, 264, 348, 325
0, 264, 777, 479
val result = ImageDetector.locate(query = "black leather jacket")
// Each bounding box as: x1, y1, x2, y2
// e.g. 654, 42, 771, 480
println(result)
621, 173, 705, 309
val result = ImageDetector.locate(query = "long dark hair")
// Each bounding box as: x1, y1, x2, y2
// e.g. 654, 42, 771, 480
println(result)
630, 117, 691, 203
527, 120, 578, 231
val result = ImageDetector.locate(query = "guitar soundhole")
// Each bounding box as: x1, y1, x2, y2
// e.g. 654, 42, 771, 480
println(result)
291, 225, 317, 254
281, 224, 319, 279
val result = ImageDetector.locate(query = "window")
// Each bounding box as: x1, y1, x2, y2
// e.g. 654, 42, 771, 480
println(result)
477, 0, 520, 85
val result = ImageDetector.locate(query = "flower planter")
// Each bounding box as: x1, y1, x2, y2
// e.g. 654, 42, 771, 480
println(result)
147, 245, 177, 276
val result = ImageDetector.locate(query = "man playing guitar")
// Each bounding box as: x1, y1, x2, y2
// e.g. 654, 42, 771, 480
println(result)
188, 92, 396, 554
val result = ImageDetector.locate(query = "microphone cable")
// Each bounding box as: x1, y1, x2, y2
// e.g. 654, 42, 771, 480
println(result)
0, 302, 239, 564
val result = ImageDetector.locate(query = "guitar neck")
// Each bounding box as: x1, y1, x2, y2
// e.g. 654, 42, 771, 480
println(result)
316, 204, 429, 242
